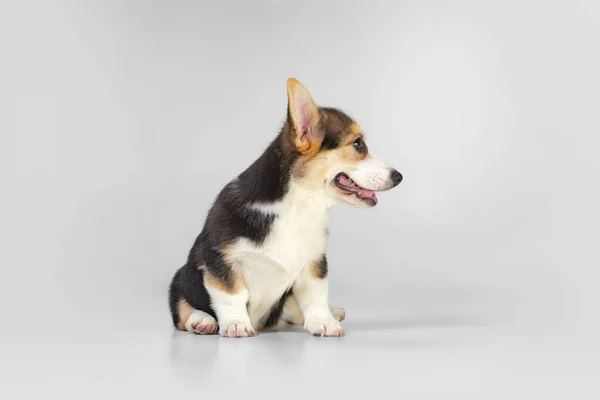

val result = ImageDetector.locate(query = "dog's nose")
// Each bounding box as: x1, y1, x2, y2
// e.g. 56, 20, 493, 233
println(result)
390, 169, 403, 187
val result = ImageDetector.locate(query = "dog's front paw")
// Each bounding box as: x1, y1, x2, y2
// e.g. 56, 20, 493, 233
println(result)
304, 317, 344, 337
219, 320, 255, 338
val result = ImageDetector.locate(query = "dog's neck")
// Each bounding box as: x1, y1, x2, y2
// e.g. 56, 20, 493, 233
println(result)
285, 177, 330, 213
248, 178, 329, 217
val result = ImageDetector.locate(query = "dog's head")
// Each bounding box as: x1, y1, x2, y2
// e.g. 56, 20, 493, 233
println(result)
284, 78, 402, 208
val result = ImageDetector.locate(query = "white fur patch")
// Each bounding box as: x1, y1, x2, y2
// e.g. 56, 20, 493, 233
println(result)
205, 284, 255, 337
348, 155, 394, 191
228, 178, 330, 327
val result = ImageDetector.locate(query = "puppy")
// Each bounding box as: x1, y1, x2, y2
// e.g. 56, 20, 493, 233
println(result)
169, 78, 402, 337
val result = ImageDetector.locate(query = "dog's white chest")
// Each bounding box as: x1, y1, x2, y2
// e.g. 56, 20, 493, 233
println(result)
228, 183, 329, 323
263, 201, 328, 271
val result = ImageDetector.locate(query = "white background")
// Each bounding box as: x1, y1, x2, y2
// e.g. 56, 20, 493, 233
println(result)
1, 1, 599, 398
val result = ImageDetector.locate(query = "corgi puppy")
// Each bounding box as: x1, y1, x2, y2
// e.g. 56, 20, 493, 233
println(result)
168, 78, 402, 337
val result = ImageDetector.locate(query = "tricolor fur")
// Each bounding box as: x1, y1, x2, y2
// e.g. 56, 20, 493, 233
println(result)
168, 78, 402, 337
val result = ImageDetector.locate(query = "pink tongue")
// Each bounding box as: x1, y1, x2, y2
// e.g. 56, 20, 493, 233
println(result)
358, 188, 378, 204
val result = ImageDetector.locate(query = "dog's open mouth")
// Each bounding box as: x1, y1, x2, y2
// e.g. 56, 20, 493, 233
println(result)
334, 173, 378, 205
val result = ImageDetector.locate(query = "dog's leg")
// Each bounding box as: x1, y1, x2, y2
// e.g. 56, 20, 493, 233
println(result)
174, 297, 218, 334
169, 266, 218, 335
280, 295, 345, 325
293, 256, 344, 336
203, 259, 254, 338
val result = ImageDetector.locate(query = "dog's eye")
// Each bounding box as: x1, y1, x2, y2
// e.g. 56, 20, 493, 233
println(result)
353, 138, 365, 152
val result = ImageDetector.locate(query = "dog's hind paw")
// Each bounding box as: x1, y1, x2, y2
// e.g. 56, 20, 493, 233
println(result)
185, 311, 218, 335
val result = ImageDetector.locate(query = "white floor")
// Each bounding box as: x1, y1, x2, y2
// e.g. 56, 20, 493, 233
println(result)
2, 302, 598, 399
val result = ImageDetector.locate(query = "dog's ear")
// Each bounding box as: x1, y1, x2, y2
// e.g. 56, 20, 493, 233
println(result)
287, 78, 322, 154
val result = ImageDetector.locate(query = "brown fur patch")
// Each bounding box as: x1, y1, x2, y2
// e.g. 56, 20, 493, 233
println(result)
336, 141, 369, 163
321, 110, 364, 145
348, 121, 364, 139
309, 255, 328, 279
176, 298, 196, 331
335, 120, 368, 160
203, 245, 245, 294
204, 270, 243, 294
